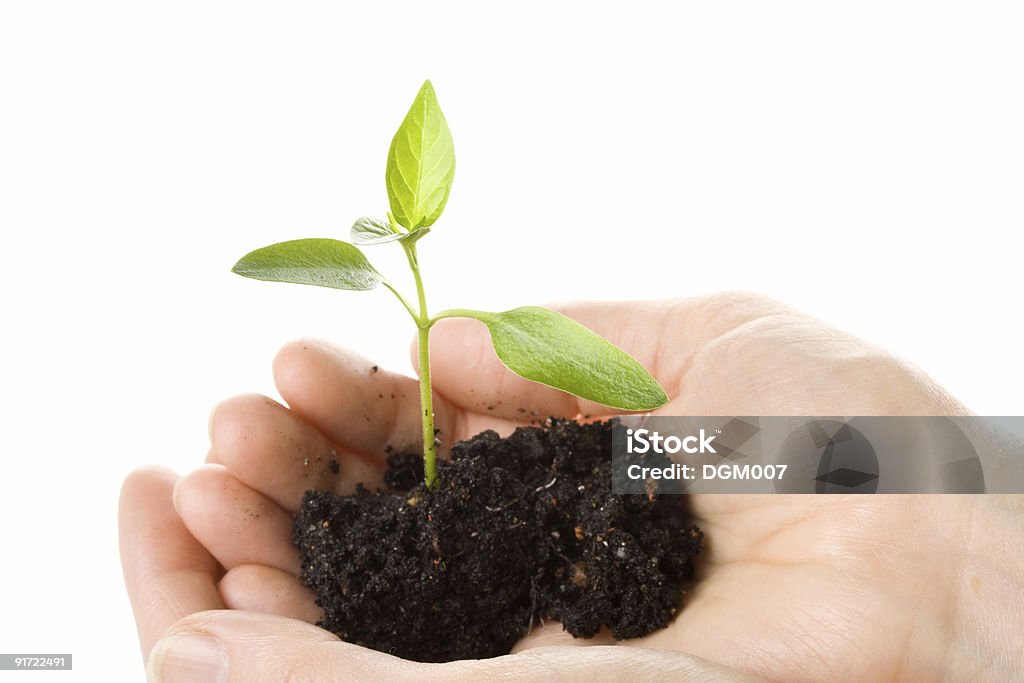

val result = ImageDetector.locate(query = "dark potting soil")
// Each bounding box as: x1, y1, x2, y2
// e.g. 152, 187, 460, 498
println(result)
294, 418, 703, 663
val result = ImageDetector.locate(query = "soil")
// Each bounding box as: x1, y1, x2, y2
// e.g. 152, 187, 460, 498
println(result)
293, 417, 703, 663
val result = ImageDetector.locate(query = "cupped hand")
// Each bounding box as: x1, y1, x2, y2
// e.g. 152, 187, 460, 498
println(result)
121, 293, 1024, 682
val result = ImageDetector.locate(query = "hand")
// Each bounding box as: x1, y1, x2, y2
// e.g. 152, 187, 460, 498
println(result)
121, 293, 1024, 681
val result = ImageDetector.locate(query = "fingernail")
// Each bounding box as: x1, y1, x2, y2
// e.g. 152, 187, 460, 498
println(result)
148, 634, 228, 683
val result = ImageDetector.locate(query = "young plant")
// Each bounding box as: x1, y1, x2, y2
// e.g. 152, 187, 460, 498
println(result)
232, 80, 668, 489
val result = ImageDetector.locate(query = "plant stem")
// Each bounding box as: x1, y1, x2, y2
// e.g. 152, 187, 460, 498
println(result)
404, 242, 438, 489
417, 321, 437, 488
382, 281, 419, 322
430, 307, 490, 324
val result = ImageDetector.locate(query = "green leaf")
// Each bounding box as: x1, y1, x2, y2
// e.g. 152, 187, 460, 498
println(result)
385, 80, 456, 230
350, 216, 395, 242
231, 238, 382, 291
350, 216, 431, 245
470, 306, 669, 411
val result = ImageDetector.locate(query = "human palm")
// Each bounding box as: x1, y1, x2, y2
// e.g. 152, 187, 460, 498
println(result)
121, 293, 1022, 681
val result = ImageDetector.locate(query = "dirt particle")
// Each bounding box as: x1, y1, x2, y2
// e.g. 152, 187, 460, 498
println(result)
645, 478, 657, 502
570, 562, 588, 587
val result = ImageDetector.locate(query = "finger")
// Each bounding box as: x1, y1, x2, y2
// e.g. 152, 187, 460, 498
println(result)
421, 294, 787, 421
173, 465, 300, 575
274, 338, 459, 455
416, 316, 577, 420
149, 611, 767, 682
207, 393, 381, 511
218, 564, 321, 623
118, 466, 225, 661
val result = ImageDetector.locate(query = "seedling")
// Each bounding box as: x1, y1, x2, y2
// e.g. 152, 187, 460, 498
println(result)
232, 80, 668, 488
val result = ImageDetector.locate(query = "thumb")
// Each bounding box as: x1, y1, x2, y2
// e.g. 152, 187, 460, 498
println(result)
146, 610, 415, 682
147, 610, 766, 682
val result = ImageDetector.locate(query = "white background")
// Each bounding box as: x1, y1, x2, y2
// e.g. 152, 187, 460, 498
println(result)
1, 1, 1021, 680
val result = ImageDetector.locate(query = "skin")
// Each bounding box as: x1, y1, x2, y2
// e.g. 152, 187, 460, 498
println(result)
120, 292, 1024, 682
